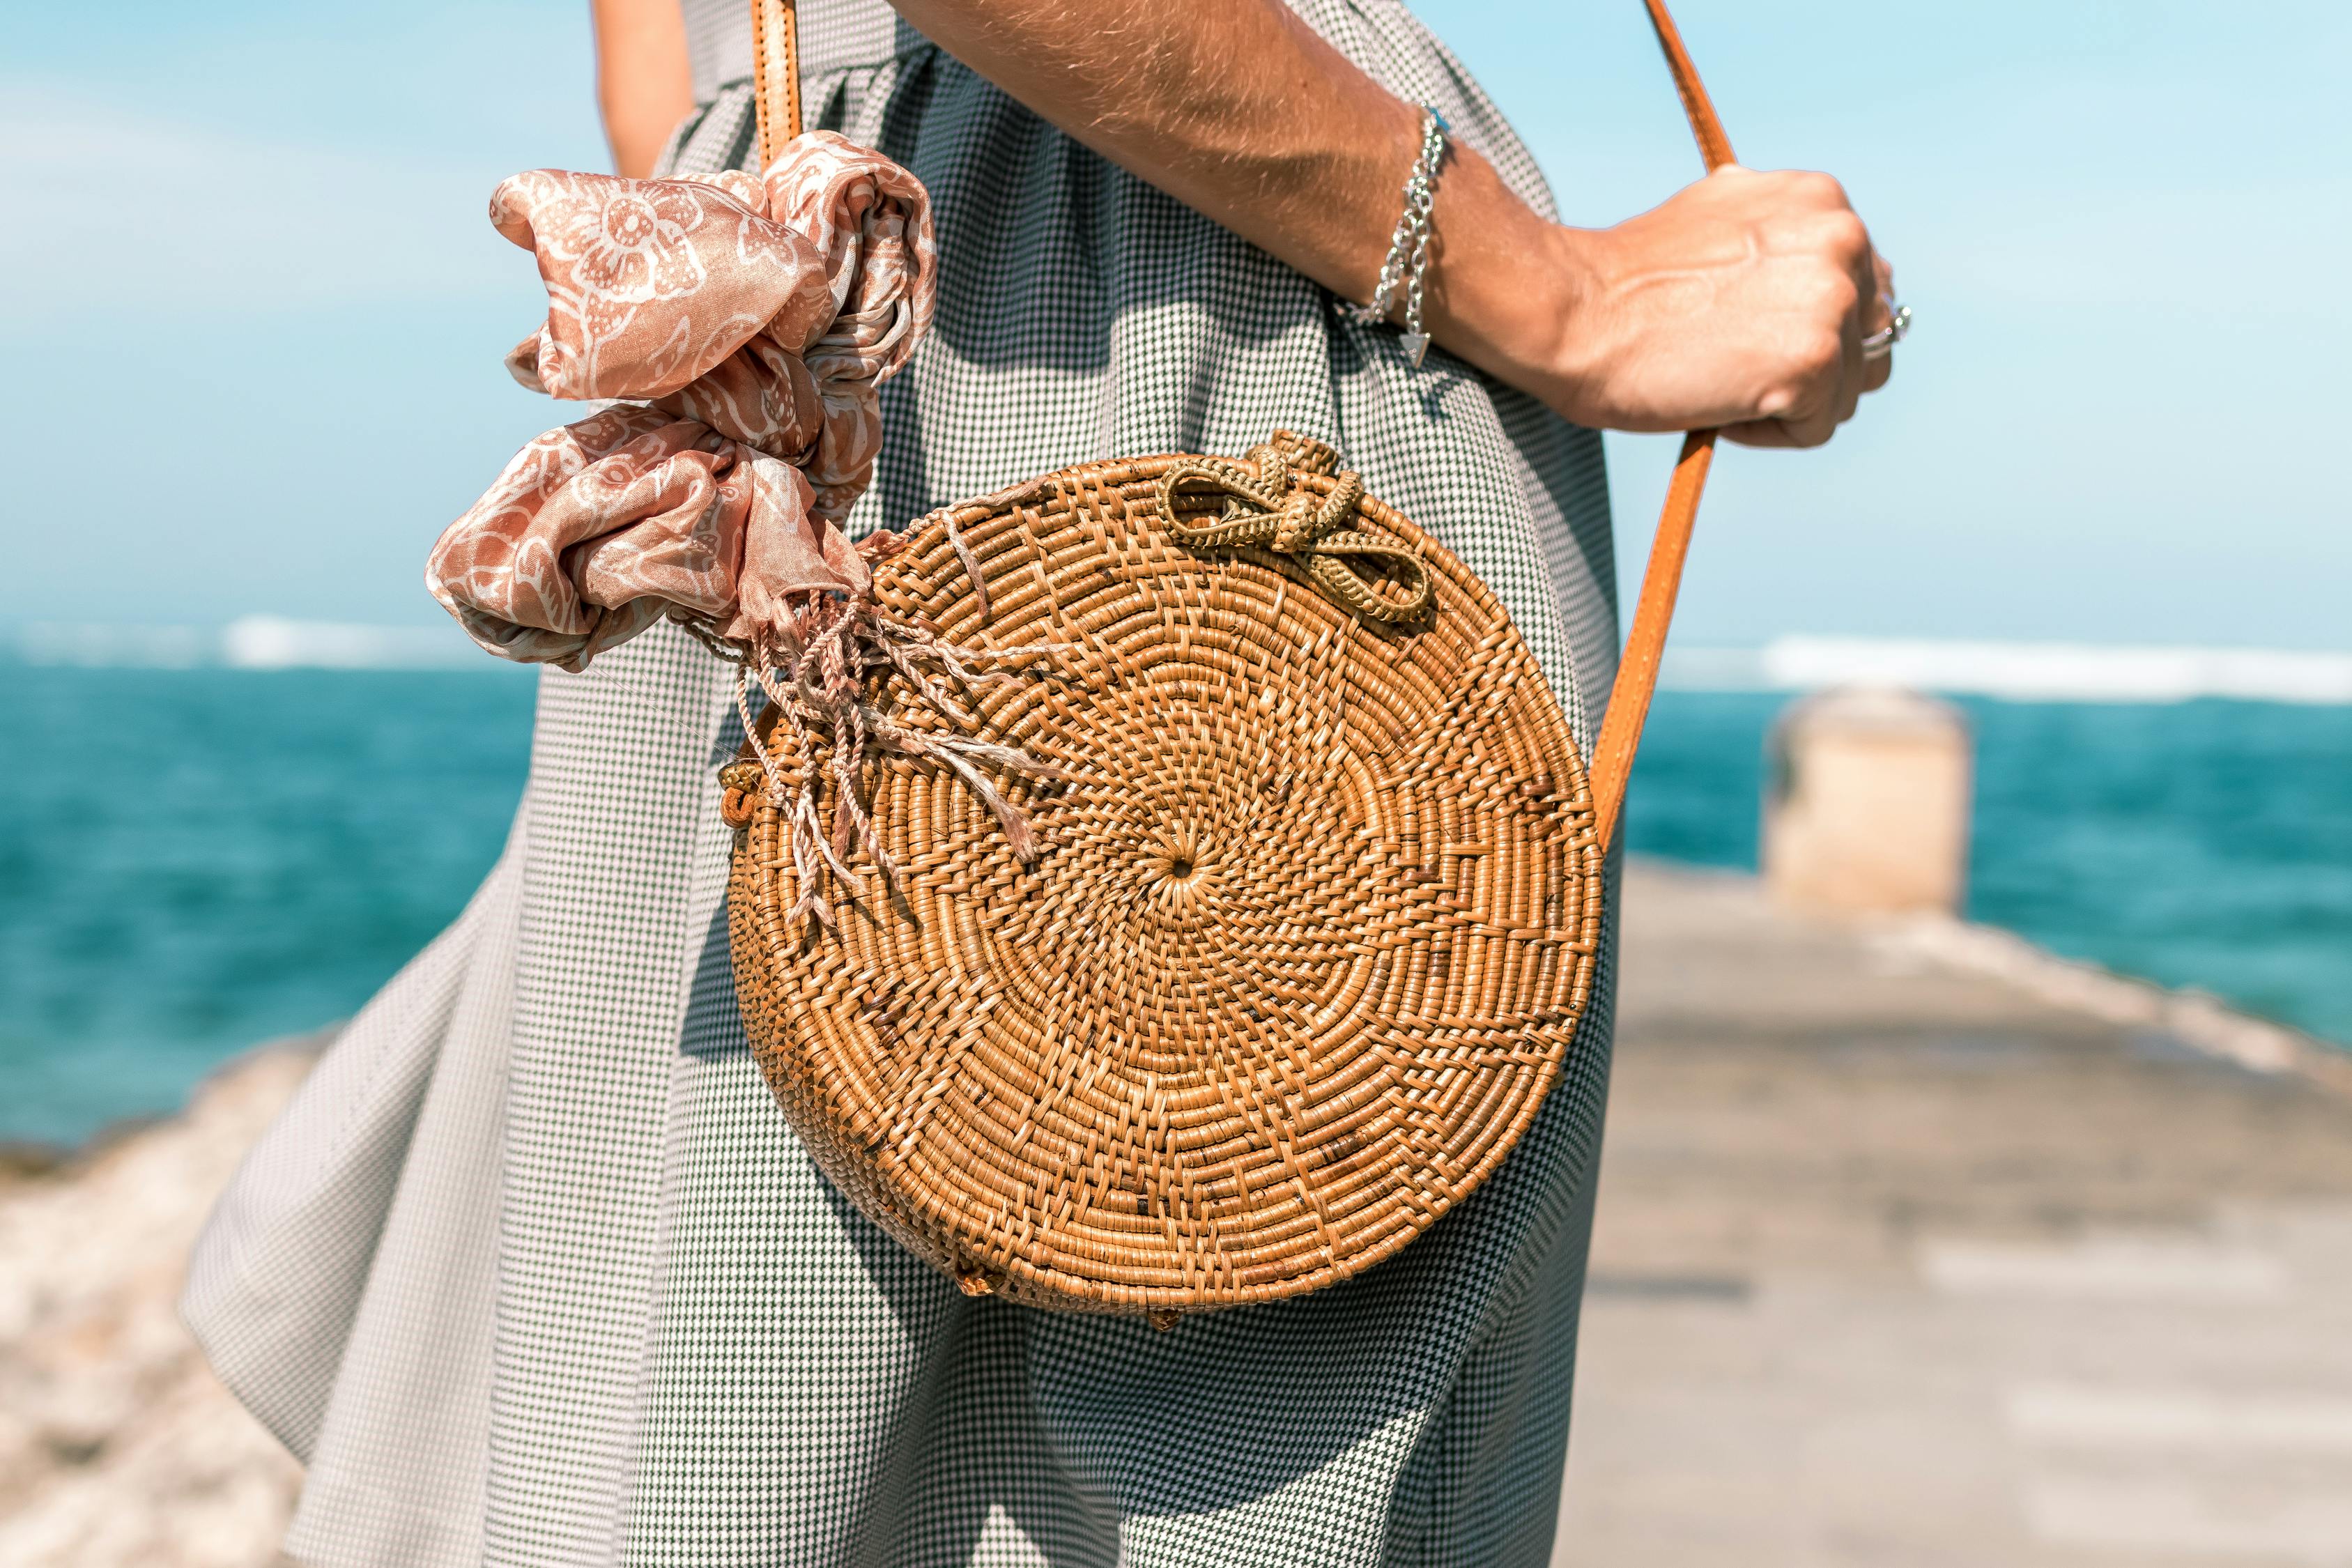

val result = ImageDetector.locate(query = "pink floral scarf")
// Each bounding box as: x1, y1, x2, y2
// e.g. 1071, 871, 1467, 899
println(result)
426, 132, 1062, 926
426, 131, 937, 671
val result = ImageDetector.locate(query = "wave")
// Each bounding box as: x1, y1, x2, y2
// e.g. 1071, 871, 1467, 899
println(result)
219, 617, 486, 670
8, 617, 493, 671
1663, 638, 2352, 705
13, 622, 2350, 700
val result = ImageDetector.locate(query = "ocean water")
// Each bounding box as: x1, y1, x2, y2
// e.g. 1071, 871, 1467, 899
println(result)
1, 667, 537, 1146
2, 670, 2346, 1146
1634, 692, 2352, 1044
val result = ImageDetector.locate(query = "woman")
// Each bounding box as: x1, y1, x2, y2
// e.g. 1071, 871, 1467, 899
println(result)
186, 1, 1891, 1563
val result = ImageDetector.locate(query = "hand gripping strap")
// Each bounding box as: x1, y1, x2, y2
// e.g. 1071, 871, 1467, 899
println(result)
746, 0, 1734, 847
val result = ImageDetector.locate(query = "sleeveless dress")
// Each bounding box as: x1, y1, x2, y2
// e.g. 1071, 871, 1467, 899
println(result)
184, 3, 1622, 1563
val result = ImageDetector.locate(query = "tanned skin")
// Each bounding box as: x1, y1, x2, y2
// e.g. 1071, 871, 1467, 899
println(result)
590, 0, 1895, 448
594, 0, 695, 177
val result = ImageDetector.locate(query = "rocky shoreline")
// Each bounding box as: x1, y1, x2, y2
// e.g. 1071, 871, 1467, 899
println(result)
0, 1045, 314, 1568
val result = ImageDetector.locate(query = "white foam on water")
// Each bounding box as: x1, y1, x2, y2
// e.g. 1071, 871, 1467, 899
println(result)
8, 617, 491, 670
18, 624, 2351, 698
1663, 637, 2352, 704
218, 616, 482, 670
11, 622, 221, 668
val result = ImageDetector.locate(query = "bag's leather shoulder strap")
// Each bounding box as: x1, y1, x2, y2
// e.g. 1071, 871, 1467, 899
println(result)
752, 0, 804, 158
746, 0, 1730, 847
1588, 0, 1734, 847
1644, 0, 1734, 173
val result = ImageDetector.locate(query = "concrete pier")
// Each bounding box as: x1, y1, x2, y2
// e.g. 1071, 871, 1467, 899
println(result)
1762, 686, 1974, 916
1, 863, 2347, 1565
1556, 861, 2352, 1567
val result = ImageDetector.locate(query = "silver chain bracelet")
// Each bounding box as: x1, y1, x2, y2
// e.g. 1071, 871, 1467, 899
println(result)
1342, 107, 1450, 367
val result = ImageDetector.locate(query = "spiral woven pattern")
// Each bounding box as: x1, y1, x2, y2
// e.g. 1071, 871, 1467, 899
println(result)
725, 434, 1603, 1319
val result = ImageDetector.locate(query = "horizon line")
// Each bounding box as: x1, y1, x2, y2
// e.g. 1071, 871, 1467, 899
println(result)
1663, 637, 2352, 705
8, 620, 2352, 703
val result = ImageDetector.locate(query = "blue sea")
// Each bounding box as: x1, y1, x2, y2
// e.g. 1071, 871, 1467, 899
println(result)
3, 667, 2347, 1146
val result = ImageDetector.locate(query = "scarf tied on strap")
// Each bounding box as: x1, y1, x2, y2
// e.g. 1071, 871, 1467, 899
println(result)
425, 132, 1063, 928
426, 131, 937, 672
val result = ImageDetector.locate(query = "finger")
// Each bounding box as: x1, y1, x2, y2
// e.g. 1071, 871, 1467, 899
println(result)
1770, 378, 1833, 447
1773, 329, 1851, 448
1824, 215, 1877, 433
1792, 275, 1867, 442
1720, 418, 1807, 449
1861, 274, 1892, 337
1862, 252, 1898, 393
1850, 235, 1884, 339
1834, 282, 1867, 427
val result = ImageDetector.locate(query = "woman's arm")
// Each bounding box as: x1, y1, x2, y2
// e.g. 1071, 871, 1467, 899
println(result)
888, 0, 1891, 447
593, 0, 696, 177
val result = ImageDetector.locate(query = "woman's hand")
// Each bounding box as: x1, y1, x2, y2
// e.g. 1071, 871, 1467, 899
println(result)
1532, 167, 1895, 447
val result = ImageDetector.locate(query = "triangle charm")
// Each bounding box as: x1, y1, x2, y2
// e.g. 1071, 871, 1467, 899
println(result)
1400, 331, 1430, 368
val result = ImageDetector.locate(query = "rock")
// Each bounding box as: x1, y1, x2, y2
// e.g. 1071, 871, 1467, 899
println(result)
0, 1045, 316, 1568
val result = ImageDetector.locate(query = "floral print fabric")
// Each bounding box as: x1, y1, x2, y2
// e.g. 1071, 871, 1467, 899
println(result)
428, 132, 937, 670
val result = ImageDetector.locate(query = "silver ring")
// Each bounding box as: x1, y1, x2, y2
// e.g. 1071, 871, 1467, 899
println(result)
1862, 299, 1912, 361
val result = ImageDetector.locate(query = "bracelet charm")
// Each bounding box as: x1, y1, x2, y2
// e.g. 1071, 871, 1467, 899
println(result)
1342, 107, 1450, 367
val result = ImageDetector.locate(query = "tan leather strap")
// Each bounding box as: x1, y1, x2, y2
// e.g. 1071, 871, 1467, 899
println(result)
1588, 0, 1735, 847
751, 0, 803, 164
1643, 0, 1735, 174
744, 0, 1730, 847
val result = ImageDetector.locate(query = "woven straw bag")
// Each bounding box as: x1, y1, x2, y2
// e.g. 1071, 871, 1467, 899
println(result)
716, 0, 1737, 1325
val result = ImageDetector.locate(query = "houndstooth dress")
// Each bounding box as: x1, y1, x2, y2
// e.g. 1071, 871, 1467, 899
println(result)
183, 1, 1622, 1562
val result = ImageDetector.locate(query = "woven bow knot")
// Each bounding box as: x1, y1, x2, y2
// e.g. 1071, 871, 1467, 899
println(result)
1159, 439, 1434, 624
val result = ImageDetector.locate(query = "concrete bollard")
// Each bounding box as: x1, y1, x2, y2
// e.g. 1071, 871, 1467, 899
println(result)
1762, 687, 1972, 916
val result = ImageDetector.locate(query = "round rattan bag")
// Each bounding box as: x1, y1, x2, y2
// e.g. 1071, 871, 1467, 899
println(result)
718, 431, 1602, 1323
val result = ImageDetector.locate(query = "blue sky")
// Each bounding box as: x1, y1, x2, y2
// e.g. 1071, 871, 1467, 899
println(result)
3, 0, 2345, 647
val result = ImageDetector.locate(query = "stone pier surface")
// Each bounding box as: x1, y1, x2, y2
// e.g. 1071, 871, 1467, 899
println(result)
1, 863, 2347, 1566
1557, 861, 2352, 1568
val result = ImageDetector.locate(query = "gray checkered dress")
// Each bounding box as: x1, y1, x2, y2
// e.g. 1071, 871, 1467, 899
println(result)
183, 1, 1622, 1562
